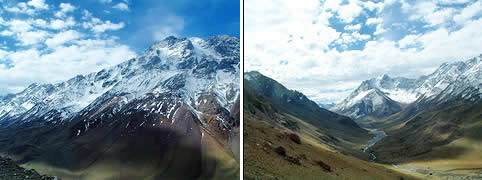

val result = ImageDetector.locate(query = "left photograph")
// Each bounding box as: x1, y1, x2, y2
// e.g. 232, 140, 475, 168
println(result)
0, 0, 240, 179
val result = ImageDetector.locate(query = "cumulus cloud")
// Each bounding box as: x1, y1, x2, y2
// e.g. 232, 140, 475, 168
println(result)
363, 1, 384, 13
366, 18, 382, 25
27, 0, 48, 10
17, 30, 50, 46
0, 0, 136, 95
45, 30, 83, 47
344, 24, 361, 31
246, 0, 482, 103
337, 1, 363, 23
4, 0, 48, 14
336, 32, 370, 47
423, 8, 455, 26
453, 1, 481, 24
113, 3, 129, 11
373, 24, 386, 35
55, 3, 76, 18
92, 21, 125, 33
0, 19, 50, 46
80, 11, 125, 33
397, 34, 419, 48
0, 39, 137, 94
49, 17, 76, 30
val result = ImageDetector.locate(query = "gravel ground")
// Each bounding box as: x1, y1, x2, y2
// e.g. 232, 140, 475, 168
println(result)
0, 156, 57, 180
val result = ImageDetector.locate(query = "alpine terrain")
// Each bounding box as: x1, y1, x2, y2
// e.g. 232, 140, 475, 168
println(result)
334, 55, 482, 178
243, 71, 432, 179
0, 35, 240, 179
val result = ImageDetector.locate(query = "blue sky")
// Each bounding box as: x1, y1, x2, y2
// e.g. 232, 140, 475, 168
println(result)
0, 0, 239, 95
245, 0, 481, 104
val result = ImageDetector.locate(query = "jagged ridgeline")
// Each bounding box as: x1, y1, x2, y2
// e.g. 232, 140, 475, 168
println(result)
243, 71, 426, 179
0, 35, 240, 179
333, 56, 481, 126
244, 71, 369, 144
332, 55, 481, 177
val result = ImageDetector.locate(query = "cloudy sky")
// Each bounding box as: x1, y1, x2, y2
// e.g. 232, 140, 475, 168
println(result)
245, 0, 481, 104
0, 0, 239, 95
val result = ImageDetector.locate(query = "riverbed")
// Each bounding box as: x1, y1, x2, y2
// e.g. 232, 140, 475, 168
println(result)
363, 130, 387, 160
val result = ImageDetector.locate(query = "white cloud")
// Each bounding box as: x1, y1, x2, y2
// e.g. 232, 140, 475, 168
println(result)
246, 0, 482, 103
45, 30, 83, 47
344, 24, 361, 31
55, 3, 76, 18
82, 10, 93, 20
423, 8, 455, 26
398, 34, 419, 48
0, 30, 14, 36
408, 1, 437, 20
81, 12, 125, 33
4, 0, 49, 14
4, 2, 36, 15
1, 19, 51, 45
338, 1, 363, 23
92, 21, 125, 33
0, 49, 9, 59
323, 0, 342, 11
0, 0, 138, 95
17, 30, 50, 45
336, 32, 370, 46
5, 19, 33, 33
0, 38, 137, 94
373, 24, 386, 35
32, 19, 48, 27
113, 3, 129, 11
363, 1, 384, 13
366, 17, 382, 25
27, 0, 48, 10
454, 1, 481, 24
49, 17, 76, 30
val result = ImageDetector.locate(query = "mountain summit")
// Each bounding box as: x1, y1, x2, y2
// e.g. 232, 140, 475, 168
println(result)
0, 35, 240, 179
333, 55, 481, 121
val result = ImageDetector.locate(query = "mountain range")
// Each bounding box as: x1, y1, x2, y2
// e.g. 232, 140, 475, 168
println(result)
331, 55, 481, 178
0, 35, 240, 179
333, 55, 481, 127
243, 71, 429, 179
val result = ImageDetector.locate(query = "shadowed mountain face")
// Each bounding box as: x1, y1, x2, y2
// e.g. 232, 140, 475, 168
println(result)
0, 36, 240, 179
244, 71, 370, 148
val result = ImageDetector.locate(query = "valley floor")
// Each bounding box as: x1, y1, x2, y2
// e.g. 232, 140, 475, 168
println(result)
390, 138, 482, 180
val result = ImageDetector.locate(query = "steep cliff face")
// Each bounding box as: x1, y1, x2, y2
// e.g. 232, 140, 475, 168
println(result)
0, 35, 240, 179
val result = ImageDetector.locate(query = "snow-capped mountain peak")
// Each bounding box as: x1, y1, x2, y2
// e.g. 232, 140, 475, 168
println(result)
333, 55, 481, 119
0, 36, 240, 128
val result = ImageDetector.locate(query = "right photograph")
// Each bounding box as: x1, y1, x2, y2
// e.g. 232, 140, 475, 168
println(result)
243, 0, 481, 179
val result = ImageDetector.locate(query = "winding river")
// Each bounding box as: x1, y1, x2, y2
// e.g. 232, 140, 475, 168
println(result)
363, 130, 387, 160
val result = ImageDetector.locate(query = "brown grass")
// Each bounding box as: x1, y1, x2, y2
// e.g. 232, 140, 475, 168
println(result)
244, 115, 435, 180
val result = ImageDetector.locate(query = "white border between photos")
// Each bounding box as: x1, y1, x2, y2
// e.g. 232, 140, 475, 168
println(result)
239, 0, 244, 179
